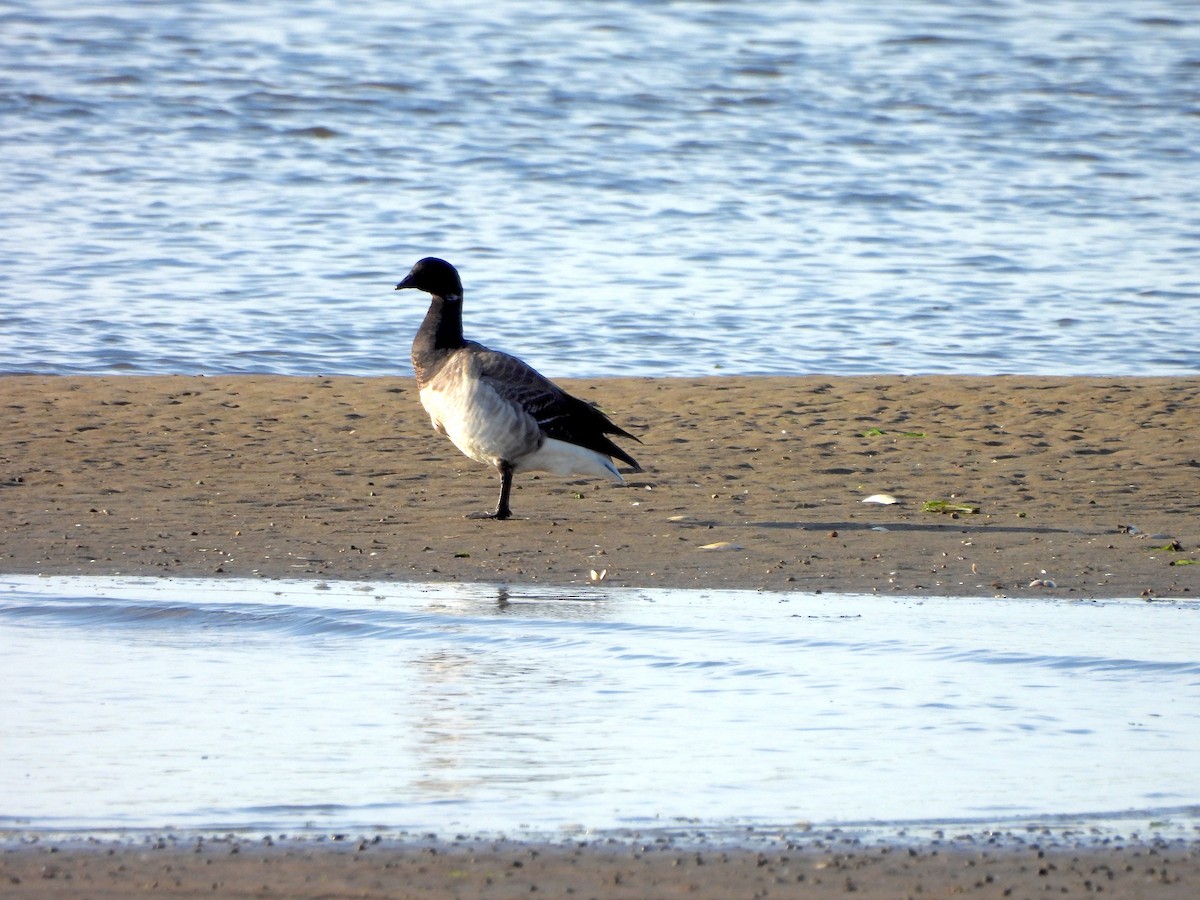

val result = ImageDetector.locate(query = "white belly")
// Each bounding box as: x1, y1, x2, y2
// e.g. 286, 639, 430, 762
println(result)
419, 380, 623, 483
420, 378, 538, 468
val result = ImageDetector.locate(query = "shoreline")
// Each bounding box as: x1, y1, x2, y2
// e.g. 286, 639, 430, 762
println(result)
2, 373, 1198, 598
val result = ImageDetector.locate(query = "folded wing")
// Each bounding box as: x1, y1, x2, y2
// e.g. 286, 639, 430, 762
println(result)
473, 347, 641, 470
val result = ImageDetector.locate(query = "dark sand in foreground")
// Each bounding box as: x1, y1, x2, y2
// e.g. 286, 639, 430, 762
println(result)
3, 374, 1199, 898
4, 833, 1200, 899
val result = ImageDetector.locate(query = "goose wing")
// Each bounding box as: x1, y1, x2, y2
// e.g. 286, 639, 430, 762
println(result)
472, 347, 641, 470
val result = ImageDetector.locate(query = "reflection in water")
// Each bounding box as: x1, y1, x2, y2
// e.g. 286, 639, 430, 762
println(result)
410, 649, 480, 798
409, 588, 619, 801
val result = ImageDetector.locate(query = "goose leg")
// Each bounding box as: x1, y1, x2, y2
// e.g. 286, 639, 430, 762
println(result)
467, 461, 514, 520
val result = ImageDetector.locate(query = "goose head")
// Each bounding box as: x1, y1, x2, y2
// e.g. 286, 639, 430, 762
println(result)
396, 257, 463, 299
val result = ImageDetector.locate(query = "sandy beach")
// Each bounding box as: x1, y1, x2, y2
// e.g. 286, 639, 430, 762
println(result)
2, 374, 1197, 596
3, 373, 1199, 897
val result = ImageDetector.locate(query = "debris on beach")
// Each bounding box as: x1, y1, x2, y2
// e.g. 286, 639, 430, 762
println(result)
861, 428, 926, 438
862, 493, 899, 505
1150, 540, 1183, 552
921, 500, 980, 515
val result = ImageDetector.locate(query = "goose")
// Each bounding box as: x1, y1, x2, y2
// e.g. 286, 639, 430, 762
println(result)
395, 257, 642, 520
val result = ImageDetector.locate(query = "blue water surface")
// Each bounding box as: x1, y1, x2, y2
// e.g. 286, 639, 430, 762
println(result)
2, 576, 1198, 837
2, 0, 1199, 377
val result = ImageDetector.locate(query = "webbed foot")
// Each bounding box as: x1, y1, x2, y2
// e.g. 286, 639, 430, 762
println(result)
466, 507, 512, 520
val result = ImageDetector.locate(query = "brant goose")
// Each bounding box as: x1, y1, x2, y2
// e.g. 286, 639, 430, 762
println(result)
395, 257, 641, 520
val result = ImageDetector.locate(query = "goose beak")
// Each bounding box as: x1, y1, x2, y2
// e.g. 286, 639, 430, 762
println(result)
395, 274, 417, 291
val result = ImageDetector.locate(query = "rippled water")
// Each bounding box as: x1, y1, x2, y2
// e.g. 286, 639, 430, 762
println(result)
2, 575, 1198, 836
2, 1, 1198, 377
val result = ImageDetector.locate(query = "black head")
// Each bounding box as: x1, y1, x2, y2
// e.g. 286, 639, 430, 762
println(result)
395, 257, 463, 298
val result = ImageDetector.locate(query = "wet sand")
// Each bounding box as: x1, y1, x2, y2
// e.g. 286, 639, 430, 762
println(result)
3, 374, 1199, 897
4, 832, 1200, 899
2, 374, 1198, 596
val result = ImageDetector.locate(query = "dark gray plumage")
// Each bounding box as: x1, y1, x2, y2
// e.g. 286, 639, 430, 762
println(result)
396, 257, 641, 520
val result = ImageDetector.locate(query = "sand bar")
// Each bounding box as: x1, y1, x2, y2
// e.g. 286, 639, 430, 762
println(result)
2, 374, 1198, 597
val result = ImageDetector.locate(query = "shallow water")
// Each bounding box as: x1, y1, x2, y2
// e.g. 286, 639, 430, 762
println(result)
2, 575, 1198, 837
2, 1, 1199, 378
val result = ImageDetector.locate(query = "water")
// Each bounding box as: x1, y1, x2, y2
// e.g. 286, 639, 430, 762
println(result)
2, 575, 1198, 838
2, 0, 1199, 378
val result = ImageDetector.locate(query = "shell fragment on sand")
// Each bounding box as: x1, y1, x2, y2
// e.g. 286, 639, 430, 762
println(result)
862, 493, 899, 505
